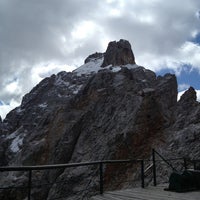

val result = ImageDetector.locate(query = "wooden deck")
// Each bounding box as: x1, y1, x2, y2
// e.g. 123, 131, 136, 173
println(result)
90, 185, 200, 200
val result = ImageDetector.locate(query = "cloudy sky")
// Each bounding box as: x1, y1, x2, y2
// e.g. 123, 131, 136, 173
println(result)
0, 0, 200, 119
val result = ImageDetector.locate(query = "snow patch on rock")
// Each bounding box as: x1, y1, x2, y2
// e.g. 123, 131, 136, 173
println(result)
74, 58, 104, 76
10, 135, 23, 153
7, 130, 18, 139
38, 103, 48, 108
54, 75, 70, 87
7, 127, 25, 153
125, 64, 139, 69
74, 58, 139, 77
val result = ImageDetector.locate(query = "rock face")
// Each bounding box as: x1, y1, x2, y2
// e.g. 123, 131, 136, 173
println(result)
0, 116, 2, 134
0, 40, 200, 200
101, 39, 135, 67
179, 86, 197, 103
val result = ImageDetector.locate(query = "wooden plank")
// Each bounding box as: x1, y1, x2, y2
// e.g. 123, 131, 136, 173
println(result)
108, 190, 171, 200
90, 185, 200, 200
91, 194, 127, 200
116, 189, 189, 200
103, 194, 131, 200
127, 187, 200, 200
139, 186, 200, 200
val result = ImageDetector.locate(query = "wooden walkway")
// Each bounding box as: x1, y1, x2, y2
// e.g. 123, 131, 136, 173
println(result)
90, 185, 200, 200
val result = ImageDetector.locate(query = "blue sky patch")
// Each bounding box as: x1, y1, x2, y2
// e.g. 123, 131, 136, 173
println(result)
191, 32, 200, 45
156, 65, 200, 91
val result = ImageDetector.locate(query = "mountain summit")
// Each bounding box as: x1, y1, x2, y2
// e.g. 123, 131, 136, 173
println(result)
75, 39, 137, 76
0, 40, 199, 200
101, 39, 135, 67
84, 39, 135, 68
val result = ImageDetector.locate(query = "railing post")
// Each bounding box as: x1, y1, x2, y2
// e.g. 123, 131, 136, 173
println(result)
28, 170, 32, 200
193, 160, 197, 170
183, 158, 187, 170
141, 160, 145, 188
99, 162, 103, 194
152, 149, 157, 186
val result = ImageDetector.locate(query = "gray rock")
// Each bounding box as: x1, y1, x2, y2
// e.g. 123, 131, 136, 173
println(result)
179, 86, 197, 103
101, 39, 135, 67
172, 87, 199, 129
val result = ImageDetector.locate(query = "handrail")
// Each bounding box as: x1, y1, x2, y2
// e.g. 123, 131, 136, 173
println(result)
0, 152, 199, 199
0, 159, 142, 172
151, 149, 200, 188
153, 149, 178, 172
0, 158, 144, 199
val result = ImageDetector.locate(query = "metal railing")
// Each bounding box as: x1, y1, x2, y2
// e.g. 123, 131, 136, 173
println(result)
0, 150, 199, 199
152, 149, 200, 186
0, 159, 145, 200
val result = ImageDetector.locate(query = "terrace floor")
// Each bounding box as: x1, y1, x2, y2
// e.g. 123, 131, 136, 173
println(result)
90, 185, 200, 200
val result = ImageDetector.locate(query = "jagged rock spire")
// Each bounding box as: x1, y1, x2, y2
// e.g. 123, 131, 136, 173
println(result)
101, 39, 135, 67
179, 86, 197, 103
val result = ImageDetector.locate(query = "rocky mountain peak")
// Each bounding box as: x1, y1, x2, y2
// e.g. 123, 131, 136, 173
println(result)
0, 40, 200, 200
179, 86, 197, 103
101, 39, 136, 67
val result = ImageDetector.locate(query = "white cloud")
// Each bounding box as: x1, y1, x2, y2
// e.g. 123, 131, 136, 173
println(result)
178, 83, 190, 91
196, 90, 200, 101
71, 21, 99, 40
178, 91, 185, 101
136, 41, 200, 75
31, 62, 76, 84
0, 100, 19, 119
0, 0, 200, 117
